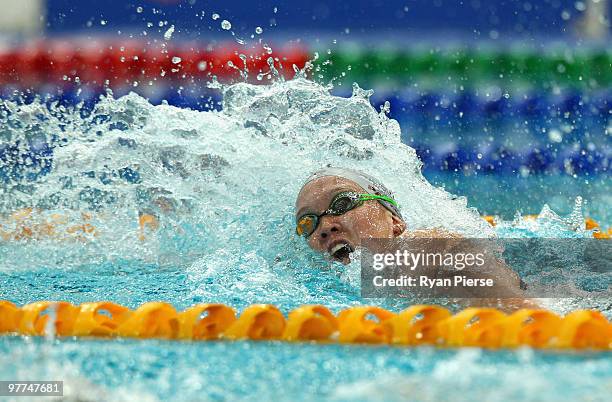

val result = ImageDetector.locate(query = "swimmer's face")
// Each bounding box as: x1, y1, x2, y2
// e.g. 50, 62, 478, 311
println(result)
295, 176, 406, 264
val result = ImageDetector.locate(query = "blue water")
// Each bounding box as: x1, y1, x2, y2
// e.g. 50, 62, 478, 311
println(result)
0, 79, 610, 401
426, 173, 611, 224
1, 337, 610, 402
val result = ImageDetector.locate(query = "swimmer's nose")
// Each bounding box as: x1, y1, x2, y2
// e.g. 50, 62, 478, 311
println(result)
315, 217, 340, 240
308, 216, 343, 252
319, 225, 339, 239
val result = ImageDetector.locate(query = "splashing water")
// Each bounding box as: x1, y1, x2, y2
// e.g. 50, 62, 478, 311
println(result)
163, 25, 174, 41
0, 78, 604, 315
0, 79, 494, 261
0, 77, 609, 402
221, 19, 232, 30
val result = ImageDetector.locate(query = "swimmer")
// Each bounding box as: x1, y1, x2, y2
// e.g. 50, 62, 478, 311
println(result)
295, 167, 456, 264
295, 167, 538, 310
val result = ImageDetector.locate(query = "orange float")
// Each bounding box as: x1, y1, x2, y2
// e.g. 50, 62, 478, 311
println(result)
501, 309, 562, 348
482, 215, 496, 226
116, 302, 179, 339
337, 306, 395, 344
282, 305, 338, 342
1, 300, 610, 350
0, 301, 23, 333
18, 301, 79, 336
178, 303, 236, 340
385, 305, 451, 345
437, 307, 506, 347
138, 213, 159, 241
223, 304, 286, 340
72, 302, 132, 337
555, 310, 612, 349
585, 217, 599, 230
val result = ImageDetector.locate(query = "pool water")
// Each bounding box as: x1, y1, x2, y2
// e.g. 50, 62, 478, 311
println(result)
0, 79, 610, 401
425, 172, 611, 224
2, 337, 611, 402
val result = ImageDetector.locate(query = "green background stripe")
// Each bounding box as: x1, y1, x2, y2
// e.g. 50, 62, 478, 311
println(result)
313, 48, 612, 88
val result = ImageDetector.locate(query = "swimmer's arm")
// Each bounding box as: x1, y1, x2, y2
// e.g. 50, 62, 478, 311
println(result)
451, 258, 541, 312
407, 228, 540, 311
454, 297, 541, 313
429, 233, 541, 311
408, 229, 462, 239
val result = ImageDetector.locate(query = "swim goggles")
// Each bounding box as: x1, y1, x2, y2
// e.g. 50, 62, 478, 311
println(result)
296, 191, 398, 237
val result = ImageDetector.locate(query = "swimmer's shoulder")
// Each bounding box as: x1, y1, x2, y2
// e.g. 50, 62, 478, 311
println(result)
404, 228, 462, 239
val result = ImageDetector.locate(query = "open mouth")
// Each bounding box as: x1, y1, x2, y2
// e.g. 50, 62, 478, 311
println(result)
329, 242, 355, 263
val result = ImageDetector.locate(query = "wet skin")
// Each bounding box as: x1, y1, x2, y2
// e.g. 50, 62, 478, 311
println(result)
295, 175, 538, 310
295, 176, 406, 264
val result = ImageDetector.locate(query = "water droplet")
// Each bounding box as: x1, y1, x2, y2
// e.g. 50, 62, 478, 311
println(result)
164, 25, 175, 40
548, 129, 563, 143
100, 20, 107, 26
212, 13, 219, 20
136, 6, 143, 13
255, 26, 263, 34
172, 56, 182, 64
221, 20, 231, 30
197, 61, 207, 71
273, 7, 278, 13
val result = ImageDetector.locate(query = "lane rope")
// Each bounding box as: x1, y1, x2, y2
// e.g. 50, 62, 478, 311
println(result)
1, 301, 610, 349
1, 212, 610, 241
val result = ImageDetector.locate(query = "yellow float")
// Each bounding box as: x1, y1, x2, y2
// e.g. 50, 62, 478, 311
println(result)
337, 306, 395, 344
283, 305, 338, 342
500, 309, 562, 348
116, 302, 179, 339
1, 301, 610, 350
2, 210, 610, 240
72, 302, 132, 337
178, 303, 236, 340
223, 304, 286, 340
384, 305, 452, 345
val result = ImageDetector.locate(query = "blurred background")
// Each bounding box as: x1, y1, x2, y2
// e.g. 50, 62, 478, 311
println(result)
0, 0, 610, 220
